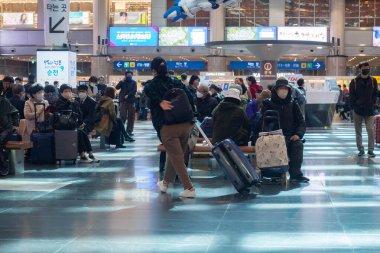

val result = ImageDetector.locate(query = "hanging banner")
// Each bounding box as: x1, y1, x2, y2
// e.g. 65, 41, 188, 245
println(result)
44, 0, 69, 46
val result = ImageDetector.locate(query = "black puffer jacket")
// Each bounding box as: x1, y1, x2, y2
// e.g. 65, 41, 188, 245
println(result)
144, 76, 195, 139
261, 84, 306, 138
212, 98, 251, 146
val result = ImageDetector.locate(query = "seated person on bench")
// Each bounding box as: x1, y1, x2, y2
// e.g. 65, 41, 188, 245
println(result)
261, 78, 309, 183
212, 88, 251, 146
0, 96, 19, 175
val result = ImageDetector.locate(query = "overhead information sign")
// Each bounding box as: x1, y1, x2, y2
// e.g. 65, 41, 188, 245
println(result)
113, 61, 206, 70
44, 0, 69, 46
230, 61, 261, 70
277, 61, 325, 70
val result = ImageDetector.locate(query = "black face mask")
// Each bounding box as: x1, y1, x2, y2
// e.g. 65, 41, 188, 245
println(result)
362, 69, 370, 76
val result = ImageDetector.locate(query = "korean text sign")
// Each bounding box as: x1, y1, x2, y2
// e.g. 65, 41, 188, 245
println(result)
109, 27, 158, 47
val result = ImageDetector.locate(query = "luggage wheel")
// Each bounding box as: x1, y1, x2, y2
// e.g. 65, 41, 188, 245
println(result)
281, 173, 287, 186
239, 188, 250, 195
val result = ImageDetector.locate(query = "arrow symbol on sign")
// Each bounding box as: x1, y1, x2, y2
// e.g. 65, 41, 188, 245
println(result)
117, 62, 122, 68
49, 17, 65, 33
316, 63, 321, 69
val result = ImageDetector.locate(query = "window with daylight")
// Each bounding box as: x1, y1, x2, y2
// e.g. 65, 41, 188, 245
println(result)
0, 0, 38, 29
166, 0, 210, 27
345, 0, 380, 27
225, 0, 269, 27
285, 0, 330, 27
110, 0, 152, 26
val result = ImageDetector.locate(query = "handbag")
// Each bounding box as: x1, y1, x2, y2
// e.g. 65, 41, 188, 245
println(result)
53, 110, 79, 130
34, 103, 54, 133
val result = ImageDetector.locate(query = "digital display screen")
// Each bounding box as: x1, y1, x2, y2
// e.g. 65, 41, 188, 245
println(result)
159, 27, 208, 46
113, 12, 148, 25
69, 12, 90, 25
374, 27, 380, 47
226, 27, 276, 41
2, 12, 34, 27
109, 27, 158, 47
277, 27, 328, 42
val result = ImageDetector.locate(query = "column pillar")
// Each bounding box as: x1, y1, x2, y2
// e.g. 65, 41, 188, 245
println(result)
151, 0, 167, 27
327, 0, 347, 76
37, 0, 45, 30
91, 0, 113, 79
269, 0, 285, 27
208, 7, 227, 72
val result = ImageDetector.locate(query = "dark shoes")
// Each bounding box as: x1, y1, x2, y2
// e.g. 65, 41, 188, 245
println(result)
358, 150, 365, 157
290, 175, 310, 183
125, 136, 135, 142
368, 151, 376, 158
116, 144, 126, 148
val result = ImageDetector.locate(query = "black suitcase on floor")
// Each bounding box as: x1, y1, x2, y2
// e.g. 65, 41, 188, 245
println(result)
31, 103, 55, 164
196, 125, 260, 194
55, 130, 78, 164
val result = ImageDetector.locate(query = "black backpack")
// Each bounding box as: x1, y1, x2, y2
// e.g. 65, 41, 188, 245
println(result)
162, 88, 193, 125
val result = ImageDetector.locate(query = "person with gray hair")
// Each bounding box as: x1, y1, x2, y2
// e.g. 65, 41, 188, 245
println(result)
196, 83, 218, 122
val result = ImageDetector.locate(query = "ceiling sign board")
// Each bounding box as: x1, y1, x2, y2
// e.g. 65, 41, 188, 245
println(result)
260, 61, 277, 81
44, 0, 69, 46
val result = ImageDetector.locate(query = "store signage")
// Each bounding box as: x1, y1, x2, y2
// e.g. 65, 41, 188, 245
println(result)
113, 12, 148, 25
374, 27, 380, 47
109, 27, 158, 47
113, 61, 151, 70
2, 12, 34, 27
37, 51, 77, 86
260, 61, 277, 81
69, 12, 90, 25
44, 0, 69, 46
226, 27, 276, 41
159, 27, 208, 46
277, 27, 328, 42
167, 61, 206, 70
277, 61, 325, 70
113, 61, 206, 70
230, 61, 261, 70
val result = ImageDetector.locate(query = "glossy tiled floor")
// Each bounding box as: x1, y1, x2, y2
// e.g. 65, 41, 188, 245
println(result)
1, 121, 380, 252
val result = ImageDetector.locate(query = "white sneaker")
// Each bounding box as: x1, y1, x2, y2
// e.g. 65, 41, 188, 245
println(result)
89, 156, 100, 163
79, 156, 93, 163
157, 180, 168, 193
180, 189, 196, 198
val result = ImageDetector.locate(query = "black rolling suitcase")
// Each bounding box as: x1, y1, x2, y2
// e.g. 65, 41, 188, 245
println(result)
55, 130, 78, 164
195, 124, 260, 194
30, 103, 55, 164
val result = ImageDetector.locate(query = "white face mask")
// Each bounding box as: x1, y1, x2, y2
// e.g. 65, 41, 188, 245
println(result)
35, 93, 44, 101
78, 92, 87, 100
196, 91, 204, 98
277, 89, 289, 99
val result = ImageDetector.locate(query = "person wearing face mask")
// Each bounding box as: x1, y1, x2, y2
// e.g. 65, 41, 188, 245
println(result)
56, 84, 99, 163
261, 78, 309, 183
196, 83, 218, 122
116, 71, 137, 136
188, 75, 200, 102
1, 76, 15, 99
9, 84, 26, 119
349, 62, 378, 158
44, 84, 58, 113
88, 76, 99, 99
24, 84, 49, 141
77, 84, 97, 134
96, 76, 108, 97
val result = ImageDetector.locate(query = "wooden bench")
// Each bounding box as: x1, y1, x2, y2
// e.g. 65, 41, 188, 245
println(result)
157, 143, 255, 154
4, 141, 33, 175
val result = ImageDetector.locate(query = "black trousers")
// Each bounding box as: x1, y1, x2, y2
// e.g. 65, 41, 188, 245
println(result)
78, 129, 92, 154
0, 129, 11, 170
286, 138, 304, 178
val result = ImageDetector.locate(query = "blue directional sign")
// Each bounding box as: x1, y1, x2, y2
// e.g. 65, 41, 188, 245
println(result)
230, 61, 261, 70
277, 61, 325, 70
113, 61, 151, 70
167, 61, 206, 70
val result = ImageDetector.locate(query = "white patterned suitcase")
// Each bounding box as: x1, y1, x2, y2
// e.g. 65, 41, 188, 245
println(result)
255, 129, 289, 171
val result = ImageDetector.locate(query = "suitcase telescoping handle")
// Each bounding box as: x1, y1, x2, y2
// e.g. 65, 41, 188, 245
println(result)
34, 102, 46, 123
194, 123, 213, 148
262, 110, 281, 132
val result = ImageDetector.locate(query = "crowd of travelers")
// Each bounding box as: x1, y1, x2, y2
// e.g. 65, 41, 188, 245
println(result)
0, 59, 377, 198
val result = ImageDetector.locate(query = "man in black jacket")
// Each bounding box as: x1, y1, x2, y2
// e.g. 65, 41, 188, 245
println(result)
1, 76, 14, 99
349, 62, 378, 158
261, 78, 309, 183
9, 84, 26, 119
0, 96, 19, 176
196, 84, 218, 122
77, 84, 97, 134
116, 71, 137, 136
